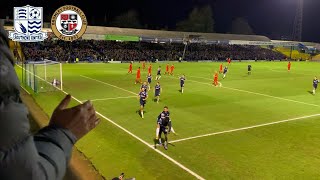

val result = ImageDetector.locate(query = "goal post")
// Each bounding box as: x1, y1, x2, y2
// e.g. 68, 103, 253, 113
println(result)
23, 60, 63, 93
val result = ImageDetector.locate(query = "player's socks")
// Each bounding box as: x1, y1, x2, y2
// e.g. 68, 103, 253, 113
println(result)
313, 89, 315, 94
171, 127, 175, 134
156, 128, 160, 139
141, 111, 144, 118
182, 89, 184, 93
159, 138, 162, 145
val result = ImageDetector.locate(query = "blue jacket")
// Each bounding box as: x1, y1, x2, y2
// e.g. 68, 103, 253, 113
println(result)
0, 26, 76, 180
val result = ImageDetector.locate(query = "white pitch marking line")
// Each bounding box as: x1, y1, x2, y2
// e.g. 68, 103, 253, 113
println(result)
17, 67, 204, 180
20, 85, 31, 94
175, 75, 320, 108
80, 75, 137, 95
170, 113, 320, 144
83, 96, 137, 102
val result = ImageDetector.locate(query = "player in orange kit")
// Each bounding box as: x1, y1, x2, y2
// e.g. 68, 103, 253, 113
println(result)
288, 61, 291, 71
148, 64, 152, 74
135, 67, 142, 84
170, 64, 175, 76
165, 63, 169, 75
128, 62, 133, 74
219, 63, 223, 73
213, 71, 221, 87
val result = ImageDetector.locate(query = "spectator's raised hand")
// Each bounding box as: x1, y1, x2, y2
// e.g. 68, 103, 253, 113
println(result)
49, 94, 100, 140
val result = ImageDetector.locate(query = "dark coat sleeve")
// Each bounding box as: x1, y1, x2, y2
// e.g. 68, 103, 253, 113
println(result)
0, 25, 76, 180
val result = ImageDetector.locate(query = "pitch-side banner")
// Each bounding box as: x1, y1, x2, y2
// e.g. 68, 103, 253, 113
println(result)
229, 40, 299, 46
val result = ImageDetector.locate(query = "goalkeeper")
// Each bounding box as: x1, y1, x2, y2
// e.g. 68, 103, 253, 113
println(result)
155, 113, 171, 150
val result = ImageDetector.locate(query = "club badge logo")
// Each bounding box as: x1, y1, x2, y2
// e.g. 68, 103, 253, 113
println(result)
51, 5, 87, 41
8, 5, 48, 42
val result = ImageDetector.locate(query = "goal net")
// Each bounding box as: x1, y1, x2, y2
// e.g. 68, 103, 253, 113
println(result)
22, 60, 63, 93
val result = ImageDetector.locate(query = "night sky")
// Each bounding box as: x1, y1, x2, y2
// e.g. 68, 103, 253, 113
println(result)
1, 0, 320, 42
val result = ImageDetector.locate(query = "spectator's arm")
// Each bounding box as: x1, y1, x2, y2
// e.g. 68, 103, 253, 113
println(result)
33, 126, 77, 180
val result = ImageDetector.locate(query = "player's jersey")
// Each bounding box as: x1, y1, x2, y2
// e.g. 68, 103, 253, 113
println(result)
166, 65, 169, 71
223, 67, 228, 74
155, 84, 161, 92
157, 117, 169, 127
180, 77, 185, 84
248, 65, 252, 71
147, 75, 152, 82
139, 91, 147, 101
137, 69, 141, 77
129, 64, 132, 69
141, 84, 148, 91
220, 65, 223, 70
214, 73, 218, 80
158, 111, 170, 120
313, 79, 319, 88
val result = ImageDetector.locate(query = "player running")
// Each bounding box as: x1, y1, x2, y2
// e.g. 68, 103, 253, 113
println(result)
213, 71, 221, 87
155, 113, 171, 150
135, 67, 141, 84
219, 63, 223, 73
312, 77, 319, 95
170, 64, 175, 76
138, 88, 148, 118
154, 82, 162, 103
180, 74, 186, 93
222, 66, 228, 79
148, 64, 152, 75
248, 64, 252, 75
156, 66, 161, 80
165, 63, 170, 75
128, 62, 133, 74
288, 61, 291, 71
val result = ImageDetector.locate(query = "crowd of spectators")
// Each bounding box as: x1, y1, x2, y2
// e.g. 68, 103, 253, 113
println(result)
21, 40, 286, 62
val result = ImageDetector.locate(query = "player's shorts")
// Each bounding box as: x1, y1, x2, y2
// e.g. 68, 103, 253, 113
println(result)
148, 79, 151, 83
155, 91, 160, 96
314, 85, 318, 89
159, 126, 168, 136
140, 99, 146, 106
157, 72, 161, 75
180, 83, 184, 87
248, 69, 251, 71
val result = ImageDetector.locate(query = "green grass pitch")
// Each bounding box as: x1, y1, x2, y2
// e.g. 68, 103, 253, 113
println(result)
16, 61, 320, 179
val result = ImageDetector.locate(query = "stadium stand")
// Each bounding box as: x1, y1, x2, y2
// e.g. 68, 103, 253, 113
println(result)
21, 40, 286, 62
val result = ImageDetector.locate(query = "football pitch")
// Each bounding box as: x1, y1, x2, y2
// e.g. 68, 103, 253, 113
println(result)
17, 61, 320, 179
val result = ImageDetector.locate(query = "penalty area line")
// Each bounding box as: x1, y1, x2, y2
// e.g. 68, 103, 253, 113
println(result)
81, 95, 137, 102
170, 113, 320, 144
80, 75, 137, 95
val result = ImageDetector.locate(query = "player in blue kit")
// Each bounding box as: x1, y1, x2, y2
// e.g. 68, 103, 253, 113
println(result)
147, 73, 152, 91
180, 74, 186, 93
138, 88, 148, 118
156, 66, 161, 80
248, 65, 252, 75
157, 106, 176, 134
312, 77, 319, 95
155, 113, 171, 150
222, 66, 228, 79
154, 82, 162, 103
141, 81, 148, 92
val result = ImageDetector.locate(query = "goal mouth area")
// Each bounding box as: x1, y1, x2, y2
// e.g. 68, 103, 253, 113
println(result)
22, 60, 63, 93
